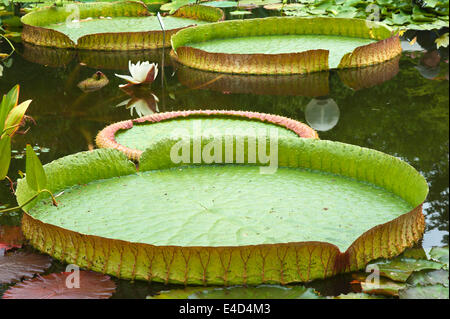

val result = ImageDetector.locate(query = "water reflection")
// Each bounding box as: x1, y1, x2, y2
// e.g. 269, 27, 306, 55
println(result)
304, 98, 340, 132
116, 86, 159, 118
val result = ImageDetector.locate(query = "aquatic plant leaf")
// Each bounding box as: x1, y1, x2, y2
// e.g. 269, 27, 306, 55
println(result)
14, 135, 427, 285
369, 258, 443, 282
150, 285, 321, 299
429, 246, 449, 269
77, 71, 109, 93
352, 273, 406, 296
398, 284, 449, 299
20, 2, 224, 50
0, 225, 24, 254
96, 110, 318, 161
2, 271, 116, 299
25, 144, 47, 192
0, 251, 52, 284
2, 100, 31, 138
0, 85, 19, 134
171, 17, 400, 74
333, 292, 386, 299
0, 136, 11, 180
407, 269, 449, 287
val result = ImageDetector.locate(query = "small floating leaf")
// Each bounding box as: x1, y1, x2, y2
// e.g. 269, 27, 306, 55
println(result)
2, 271, 116, 299
25, 144, 47, 192
333, 292, 386, 299
429, 246, 449, 269
368, 257, 443, 282
77, 71, 109, 93
0, 251, 52, 284
399, 284, 449, 299
407, 269, 449, 287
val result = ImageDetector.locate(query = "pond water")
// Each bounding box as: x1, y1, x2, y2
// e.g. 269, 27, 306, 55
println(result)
0, 29, 448, 298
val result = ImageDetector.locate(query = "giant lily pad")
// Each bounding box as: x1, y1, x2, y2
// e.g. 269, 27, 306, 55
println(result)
95, 110, 319, 161
15, 133, 427, 285
20, 2, 224, 50
171, 17, 402, 74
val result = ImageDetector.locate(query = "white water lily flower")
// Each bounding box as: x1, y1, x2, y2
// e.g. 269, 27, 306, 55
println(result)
115, 61, 158, 88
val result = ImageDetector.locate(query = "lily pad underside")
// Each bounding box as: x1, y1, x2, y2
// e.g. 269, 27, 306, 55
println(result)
16, 136, 427, 285
20, 2, 224, 50
95, 110, 319, 161
171, 17, 402, 74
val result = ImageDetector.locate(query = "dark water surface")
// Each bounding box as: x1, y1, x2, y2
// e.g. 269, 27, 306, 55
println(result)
0, 34, 448, 297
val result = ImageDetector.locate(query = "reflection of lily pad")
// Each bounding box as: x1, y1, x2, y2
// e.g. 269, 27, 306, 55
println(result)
16, 134, 427, 284
96, 110, 318, 160
176, 56, 400, 96
21, 2, 224, 50
2, 271, 116, 299
171, 17, 401, 74
0, 251, 52, 284
150, 285, 321, 299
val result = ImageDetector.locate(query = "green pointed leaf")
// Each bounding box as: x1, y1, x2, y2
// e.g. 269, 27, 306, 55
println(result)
0, 85, 19, 134
25, 144, 47, 192
2, 100, 32, 138
0, 136, 11, 180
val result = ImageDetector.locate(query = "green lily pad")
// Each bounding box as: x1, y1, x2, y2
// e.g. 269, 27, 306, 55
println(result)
399, 284, 449, 299
333, 292, 387, 299
21, 2, 224, 50
352, 273, 406, 296
369, 258, 443, 282
429, 246, 449, 269
46, 16, 210, 43
187, 35, 375, 69
96, 110, 318, 160
407, 269, 449, 287
15, 136, 428, 285
171, 17, 401, 74
150, 285, 321, 299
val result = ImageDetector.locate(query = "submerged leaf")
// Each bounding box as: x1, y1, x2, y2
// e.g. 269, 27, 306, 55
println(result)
25, 144, 47, 192
0, 251, 52, 284
2, 271, 116, 299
